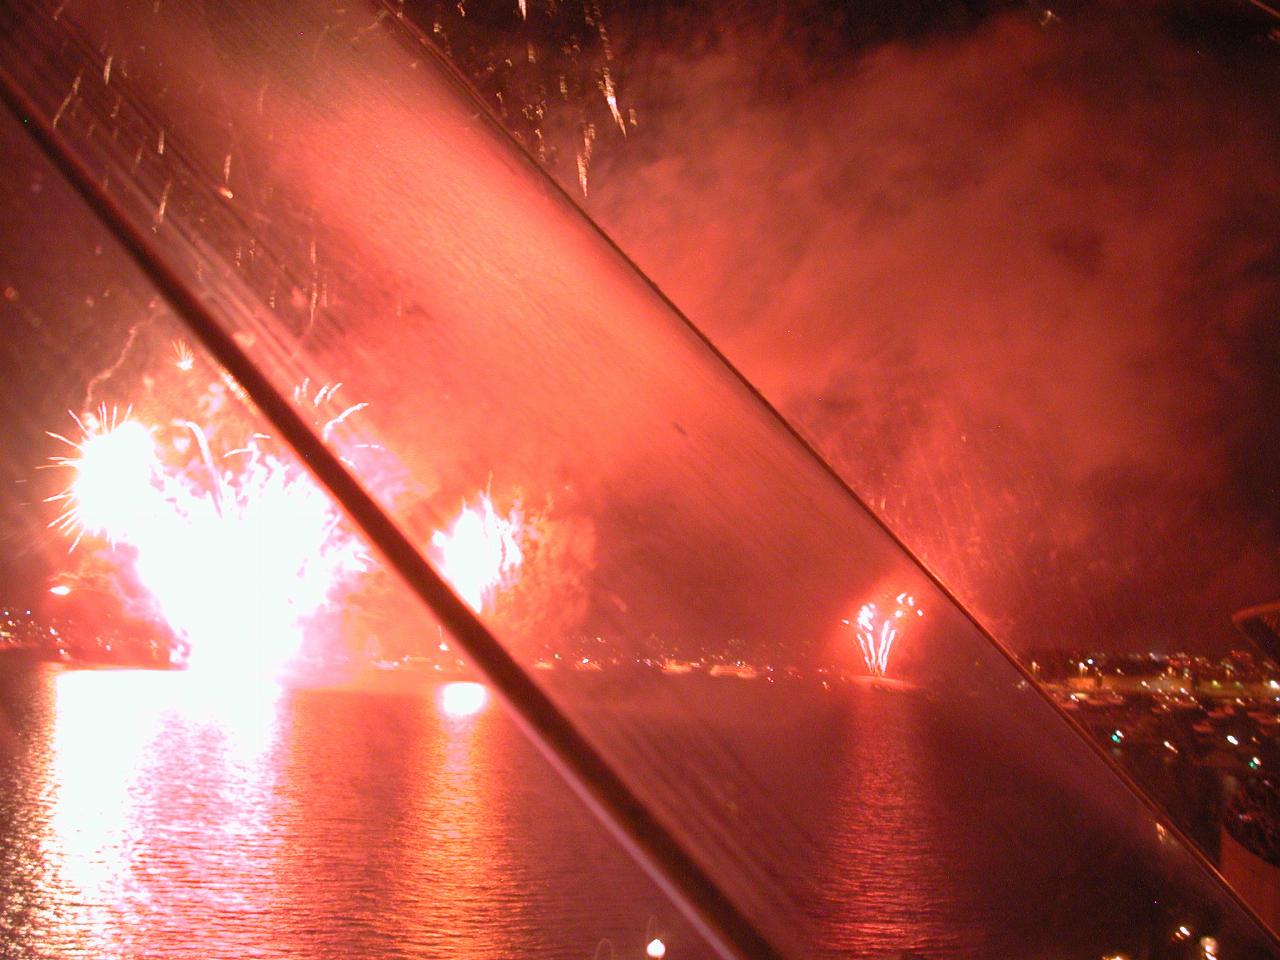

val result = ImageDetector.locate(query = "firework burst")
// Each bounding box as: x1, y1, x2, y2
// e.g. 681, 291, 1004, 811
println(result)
46, 387, 529, 677
47, 404, 368, 674
430, 494, 524, 614
844, 591, 924, 678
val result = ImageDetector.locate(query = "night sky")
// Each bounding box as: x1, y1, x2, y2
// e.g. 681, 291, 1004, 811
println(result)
1, 0, 1278, 659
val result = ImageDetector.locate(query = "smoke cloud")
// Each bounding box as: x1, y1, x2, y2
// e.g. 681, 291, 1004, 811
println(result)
574, 4, 1280, 653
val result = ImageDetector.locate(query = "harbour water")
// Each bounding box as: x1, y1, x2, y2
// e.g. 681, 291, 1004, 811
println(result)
0, 661, 1271, 959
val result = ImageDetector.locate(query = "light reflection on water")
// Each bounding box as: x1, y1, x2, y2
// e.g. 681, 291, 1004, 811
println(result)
822, 686, 959, 954
0, 662, 1262, 960
2, 664, 691, 960
43, 670, 285, 958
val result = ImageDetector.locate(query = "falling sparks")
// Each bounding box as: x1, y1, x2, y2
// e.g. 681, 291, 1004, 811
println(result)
293, 380, 369, 443
587, 0, 625, 137
430, 494, 523, 613
844, 591, 924, 678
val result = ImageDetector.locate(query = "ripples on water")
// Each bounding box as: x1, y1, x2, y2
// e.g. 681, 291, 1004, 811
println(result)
0, 661, 1261, 959
0, 663, 696, 959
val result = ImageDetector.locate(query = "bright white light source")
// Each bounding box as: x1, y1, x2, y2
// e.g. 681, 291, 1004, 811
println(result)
1227, 735, 1239, 746
646, 938, 666, 959
48, 584, 71, 597
438, 681, 488, 719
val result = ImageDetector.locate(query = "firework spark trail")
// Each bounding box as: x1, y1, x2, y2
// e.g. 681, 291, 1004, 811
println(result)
82, 317, 149, 409
294, 380, 370, 443
846, 592, 923, 678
